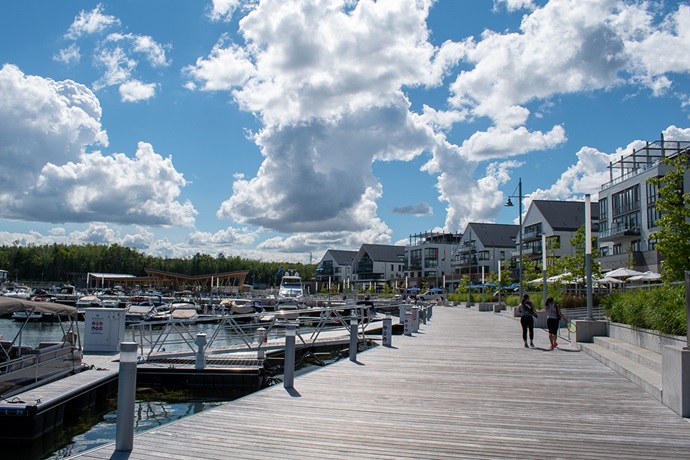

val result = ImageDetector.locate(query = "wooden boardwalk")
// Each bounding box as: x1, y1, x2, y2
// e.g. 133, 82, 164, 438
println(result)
72, 306, 690, 459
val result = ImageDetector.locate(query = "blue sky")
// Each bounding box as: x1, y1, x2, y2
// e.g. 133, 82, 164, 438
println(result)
1, 0, 689, 263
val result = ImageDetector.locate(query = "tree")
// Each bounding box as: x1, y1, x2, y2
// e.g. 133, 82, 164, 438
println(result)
560, 225, 601, 284
648, 152, 690, 282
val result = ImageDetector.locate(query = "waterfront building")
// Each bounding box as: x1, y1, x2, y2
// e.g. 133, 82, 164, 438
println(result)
453, 223, 518, 289
315, 249, 357, 289
597, 135, 690, 273
404, 231, 462, 291
520, 200, 600, 269
353, 244, 406, 292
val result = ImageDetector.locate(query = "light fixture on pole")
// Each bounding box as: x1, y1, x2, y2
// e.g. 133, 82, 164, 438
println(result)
504, 178, 523, 301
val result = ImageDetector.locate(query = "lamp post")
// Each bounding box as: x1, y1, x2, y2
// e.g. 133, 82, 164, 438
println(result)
504, 178, 523, 301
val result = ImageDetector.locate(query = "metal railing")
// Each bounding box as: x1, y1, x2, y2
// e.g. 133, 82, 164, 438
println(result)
127, 304, 378, 361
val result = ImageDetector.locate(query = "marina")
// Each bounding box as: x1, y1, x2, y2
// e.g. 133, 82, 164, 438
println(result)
0, 299, 394, 455
69, 305, 690, 459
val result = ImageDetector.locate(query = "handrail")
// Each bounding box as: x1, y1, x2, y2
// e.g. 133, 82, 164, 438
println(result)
128, 304, 376, 361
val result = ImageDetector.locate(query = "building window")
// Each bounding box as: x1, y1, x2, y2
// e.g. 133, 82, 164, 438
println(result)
630, 240, 641, 252
424, 247, 438, 268
600, 246, 609, 257
612, 185, 640, 216
613, 243, 622, 255
599, 197, 608, 221
647, 205, 661, 229
478, 250, 490, 261
612, 211, 640, 234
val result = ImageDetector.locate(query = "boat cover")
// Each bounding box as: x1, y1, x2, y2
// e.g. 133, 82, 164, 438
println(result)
0, 297, 78, 319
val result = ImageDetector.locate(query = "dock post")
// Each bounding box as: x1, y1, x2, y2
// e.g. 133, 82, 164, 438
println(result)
428, 304, 433, 319
411, 307, 420, 333
115, 342, 138, 452
349, 316, 358, 361
195, 333, 207, 370
382, 314, 392, 347
420, 307, 427, 325
284, 323, 296, 389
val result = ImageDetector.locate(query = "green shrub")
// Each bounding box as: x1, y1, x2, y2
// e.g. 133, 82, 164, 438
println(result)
601, 284, 686, 336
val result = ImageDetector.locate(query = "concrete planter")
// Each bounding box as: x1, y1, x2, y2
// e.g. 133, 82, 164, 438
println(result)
608, 322, 685, 354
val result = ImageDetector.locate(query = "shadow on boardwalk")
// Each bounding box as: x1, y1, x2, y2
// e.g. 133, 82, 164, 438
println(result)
73, 307, 690, 459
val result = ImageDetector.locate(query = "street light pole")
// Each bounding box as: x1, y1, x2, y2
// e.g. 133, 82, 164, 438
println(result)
505, 178, 523, 301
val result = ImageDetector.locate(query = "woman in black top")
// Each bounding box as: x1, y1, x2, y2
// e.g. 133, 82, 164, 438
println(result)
518, 294, 537, 348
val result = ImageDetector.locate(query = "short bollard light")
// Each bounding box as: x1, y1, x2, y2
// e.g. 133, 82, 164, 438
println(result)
420, 307, 427, 325
398, 304, 409, 325
382, 314, 392, 347
349, 316, 358, 362
283, 323, 296, 389
115, 342, 138, 452
411, 307, 420, 333
403, 312, 413, 336
195, 333, 207, 370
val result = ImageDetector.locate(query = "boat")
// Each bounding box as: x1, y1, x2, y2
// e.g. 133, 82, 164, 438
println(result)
219, 298, 264, 323
278, 272, 305, 301
2, 285, 32, 300
170, 300, 200, 323
0, 297, 88, 398
53, 284, 80, 306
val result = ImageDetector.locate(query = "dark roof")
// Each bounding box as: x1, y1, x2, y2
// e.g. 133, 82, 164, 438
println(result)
532, 200, 600, 231
360, 244, 406, 262
327, 250, 357, 265
466, 222, 519, 248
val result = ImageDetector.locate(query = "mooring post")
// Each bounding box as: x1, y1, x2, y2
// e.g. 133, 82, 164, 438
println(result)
283, 323, 296, 389
194, 333, 207, 370
115, 342, 138, 452
349, 315, 358, 361
428, 304, 433, 319
382, 313, 392, 347
411, 306, 420, 333
256, 327, 267, 360
420, 307, 427, 325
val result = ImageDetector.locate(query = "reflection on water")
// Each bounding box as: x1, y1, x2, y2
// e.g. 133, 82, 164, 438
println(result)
46, 398, 227, 459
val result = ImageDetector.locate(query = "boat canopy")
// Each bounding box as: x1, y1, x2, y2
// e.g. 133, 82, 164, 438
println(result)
0, 297, 78, 319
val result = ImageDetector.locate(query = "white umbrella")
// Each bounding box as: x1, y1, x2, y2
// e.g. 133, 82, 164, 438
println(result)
527, 277, 543, 285
627, 271, 662, 282
606, 267, 644, 278
595, 276, 626, 285
547, 272, 573, 284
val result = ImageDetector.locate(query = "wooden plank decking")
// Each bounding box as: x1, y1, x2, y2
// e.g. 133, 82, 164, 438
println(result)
73, 306, 690, 459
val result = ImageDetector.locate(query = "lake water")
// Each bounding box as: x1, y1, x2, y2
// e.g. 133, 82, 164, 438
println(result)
1, 317, 348, 459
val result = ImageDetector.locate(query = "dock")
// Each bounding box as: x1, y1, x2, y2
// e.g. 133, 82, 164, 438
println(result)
71, 306, 690, 459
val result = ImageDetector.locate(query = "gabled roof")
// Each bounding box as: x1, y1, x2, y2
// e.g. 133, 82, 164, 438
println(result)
532, 200, 600, 231
326, 249, 357, 265
466, 222, 519, 248
359, 244, 406, 262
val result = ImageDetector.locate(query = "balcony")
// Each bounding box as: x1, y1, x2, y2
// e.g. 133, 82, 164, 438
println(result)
599, 225, 641, 242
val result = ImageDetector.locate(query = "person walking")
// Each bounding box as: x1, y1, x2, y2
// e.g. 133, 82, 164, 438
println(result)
518, 294, 537, 348
545, 297, 568, 349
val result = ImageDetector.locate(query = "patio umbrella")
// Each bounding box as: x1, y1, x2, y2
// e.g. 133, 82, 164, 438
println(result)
606, 267, 644, 278
527, 277, 543, 285
627, 271, 662, 282
595, 276, 626, 285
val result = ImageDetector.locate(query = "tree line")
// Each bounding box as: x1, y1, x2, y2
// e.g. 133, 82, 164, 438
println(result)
0, 242, 316, 287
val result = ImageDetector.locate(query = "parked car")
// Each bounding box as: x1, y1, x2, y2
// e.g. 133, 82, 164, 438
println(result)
418, 290, 445, 302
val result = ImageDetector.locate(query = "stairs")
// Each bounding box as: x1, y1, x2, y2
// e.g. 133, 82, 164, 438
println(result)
579, 336, 662, 402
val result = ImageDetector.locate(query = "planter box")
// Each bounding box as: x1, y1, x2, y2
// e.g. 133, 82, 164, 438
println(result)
609, 322, 685, 354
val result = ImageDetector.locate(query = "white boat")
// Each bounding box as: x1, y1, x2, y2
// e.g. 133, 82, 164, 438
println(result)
278, 272, 305, 301
170, 301, 200, 323
2, 286, 32, 300
0, 297, 87, 398
76, 295, 102, 309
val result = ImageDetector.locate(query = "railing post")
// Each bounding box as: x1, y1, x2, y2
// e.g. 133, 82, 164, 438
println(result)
283, 323, 296, 389
115, 342, 138, 452
194, 333, 207, 370
349, 316, 358, 361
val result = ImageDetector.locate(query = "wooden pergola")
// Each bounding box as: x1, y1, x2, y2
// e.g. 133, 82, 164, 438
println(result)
86, 269, 249, 293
